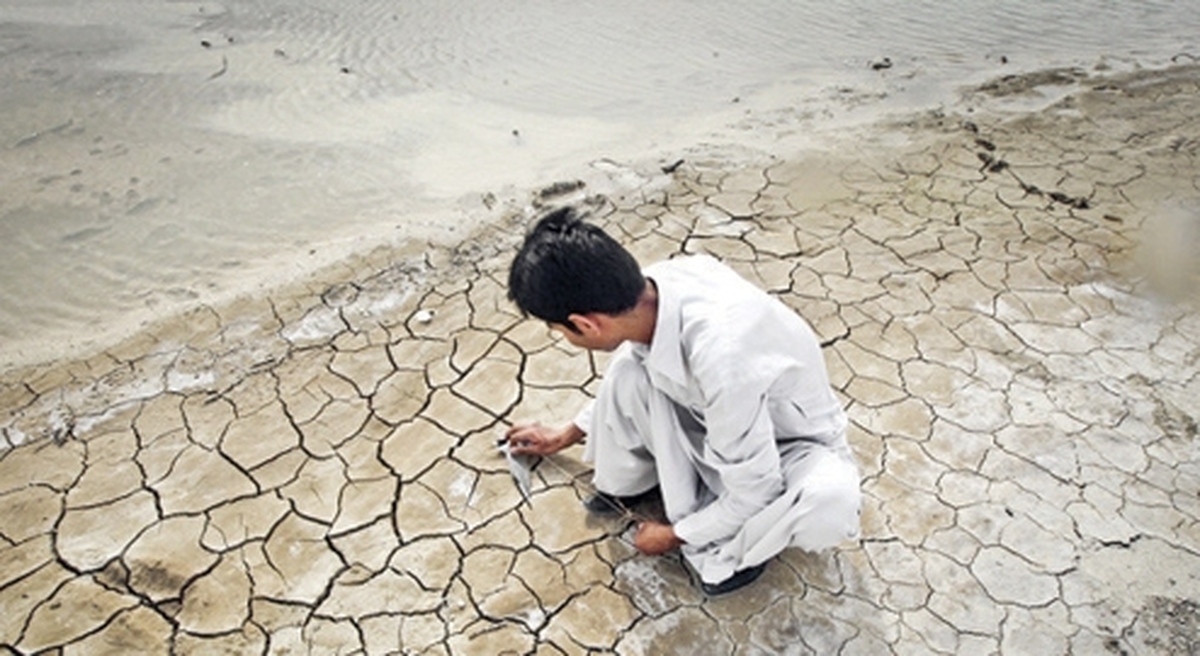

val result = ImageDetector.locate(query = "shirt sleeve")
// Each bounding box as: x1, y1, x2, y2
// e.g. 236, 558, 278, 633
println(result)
671, 367, 784, 548
572, 399, 595, 436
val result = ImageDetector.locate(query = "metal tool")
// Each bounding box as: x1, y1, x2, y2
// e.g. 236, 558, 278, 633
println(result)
497, 439, 534, 503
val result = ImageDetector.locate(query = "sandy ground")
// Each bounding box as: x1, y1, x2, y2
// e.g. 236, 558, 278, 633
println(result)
1, 64, 1199, 654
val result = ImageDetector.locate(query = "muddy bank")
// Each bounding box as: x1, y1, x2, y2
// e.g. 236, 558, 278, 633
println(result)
5, 0, 1200, 373
2, 63, 1197, 449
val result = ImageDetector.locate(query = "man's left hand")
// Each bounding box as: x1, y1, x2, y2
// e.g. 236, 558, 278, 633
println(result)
634, 521, 683, 555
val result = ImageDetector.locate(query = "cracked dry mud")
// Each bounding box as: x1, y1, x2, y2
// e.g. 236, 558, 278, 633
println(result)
2, 65, 1199, 655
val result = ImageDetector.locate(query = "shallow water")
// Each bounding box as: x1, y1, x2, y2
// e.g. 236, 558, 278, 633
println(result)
1, 0, 1198, 368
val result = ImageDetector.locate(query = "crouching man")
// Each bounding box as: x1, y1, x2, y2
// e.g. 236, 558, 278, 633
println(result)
505, 206, 861, 595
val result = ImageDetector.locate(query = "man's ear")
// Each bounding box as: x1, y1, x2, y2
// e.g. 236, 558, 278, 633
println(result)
567, 313, 604, 336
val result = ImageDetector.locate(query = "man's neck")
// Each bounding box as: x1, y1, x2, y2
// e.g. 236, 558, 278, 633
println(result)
626, 279, 658, 345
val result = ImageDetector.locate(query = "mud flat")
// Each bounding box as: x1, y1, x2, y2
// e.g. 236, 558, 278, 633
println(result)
1, 65, 1198, 654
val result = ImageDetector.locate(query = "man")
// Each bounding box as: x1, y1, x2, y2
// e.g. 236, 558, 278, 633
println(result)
505, 206, 861, 595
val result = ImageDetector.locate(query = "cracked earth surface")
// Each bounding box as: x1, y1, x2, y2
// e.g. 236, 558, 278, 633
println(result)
2, 65, 1199, 655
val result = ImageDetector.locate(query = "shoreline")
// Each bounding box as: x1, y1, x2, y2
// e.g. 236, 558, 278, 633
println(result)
0, 16, 1192, 371
3, 62, 1199, 448
2, 28, 1190, 371
4, 0, 1199, 379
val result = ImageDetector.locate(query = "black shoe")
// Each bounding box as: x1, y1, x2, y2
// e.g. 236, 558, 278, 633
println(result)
583, 487, 659, 515
700, 563, 767, 596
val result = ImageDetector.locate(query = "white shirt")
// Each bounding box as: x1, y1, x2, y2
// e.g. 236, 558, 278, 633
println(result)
577, 255, 848, 548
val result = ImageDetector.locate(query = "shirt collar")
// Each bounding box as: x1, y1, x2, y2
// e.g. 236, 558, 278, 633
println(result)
640, 272, 689, 387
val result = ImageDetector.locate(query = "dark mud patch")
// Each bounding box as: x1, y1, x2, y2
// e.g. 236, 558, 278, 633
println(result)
1125, 597, 1200, 655
976, 67, 1089, 97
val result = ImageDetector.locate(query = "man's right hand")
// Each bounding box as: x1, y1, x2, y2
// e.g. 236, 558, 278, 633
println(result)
504, 422, 584, 457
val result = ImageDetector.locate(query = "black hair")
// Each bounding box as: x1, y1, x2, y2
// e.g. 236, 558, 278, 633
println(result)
507, 206, 645, 330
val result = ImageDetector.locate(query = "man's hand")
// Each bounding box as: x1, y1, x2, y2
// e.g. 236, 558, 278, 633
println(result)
505, 422, 584, 457
634, 521, 683, 555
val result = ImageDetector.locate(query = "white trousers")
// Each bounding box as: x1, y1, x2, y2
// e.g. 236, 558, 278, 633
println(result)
584, 351, 862, 584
